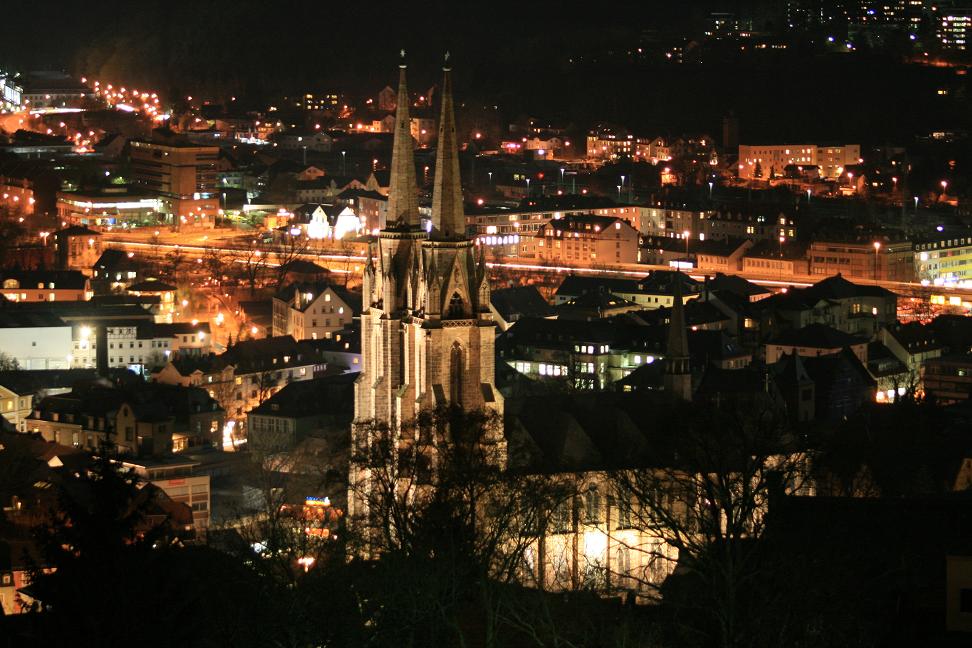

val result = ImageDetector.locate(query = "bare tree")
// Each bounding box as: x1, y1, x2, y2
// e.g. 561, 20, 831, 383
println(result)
609, 400, 810, 648
233, 243, 269, 295
203, 247, 230, 287
273, 234, 310, 290
348, 407, 581, 645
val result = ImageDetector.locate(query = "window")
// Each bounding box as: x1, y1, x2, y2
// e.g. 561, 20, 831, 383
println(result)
584, 486, 601, 524
450, 342, 463, 404
552, 499, 572, 533
954, 587, 972, 615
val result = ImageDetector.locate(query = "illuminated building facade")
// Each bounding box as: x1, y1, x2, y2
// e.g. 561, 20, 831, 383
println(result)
937, 8, 972, 50
0, 176, 34, 214
130, 139, 219, 228
809, 239, 915, 281
737, 143, 860, 179
915, 233, 972, 286
56, 188, 162, 227
535, 215, 641, 265
0, 72, 22, 110
469, 203, 641, 258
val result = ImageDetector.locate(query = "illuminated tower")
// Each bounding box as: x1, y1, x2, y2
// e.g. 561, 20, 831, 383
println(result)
350, 55, 505, 538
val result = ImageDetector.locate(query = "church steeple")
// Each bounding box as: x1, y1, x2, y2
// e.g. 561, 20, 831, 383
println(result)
664, 271, 693, 401
431, 53, 466, 239
386, 50, 420, 228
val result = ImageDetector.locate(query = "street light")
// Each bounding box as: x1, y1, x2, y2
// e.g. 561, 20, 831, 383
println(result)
560, 167, 565, 187
683, 230, 690, 261
525, 178, 531, 196
873, 241, 881, 281
341, 150, 346, 175
941, 180, 949, 195
488, 171, 493, 186
617, 184, 622, 200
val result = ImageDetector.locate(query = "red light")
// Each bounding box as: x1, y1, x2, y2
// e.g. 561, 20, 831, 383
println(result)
537, 172, 544, 179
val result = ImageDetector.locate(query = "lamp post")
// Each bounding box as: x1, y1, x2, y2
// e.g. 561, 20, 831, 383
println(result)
683, 230, 690, 264
525, 178, 530, 197
914, 196, 919, 212
941, 180, 949, 198
779, 235, 785, 281
560, 167, 565, 189
341, 150, 346, 176
488, 171, 493, 186
617, 184, 622, 200
873, 241, 881, 281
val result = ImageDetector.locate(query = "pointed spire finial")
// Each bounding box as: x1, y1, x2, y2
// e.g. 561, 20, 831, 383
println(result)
430, 62, 465, 239
386, 57, 420, 227
399, 49, 406, 67
444, 51, 451, 68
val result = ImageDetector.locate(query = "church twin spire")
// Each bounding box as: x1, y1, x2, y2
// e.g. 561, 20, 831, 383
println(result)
430, 53, 466, 239
386, 51, 420, 228
385, 51, 465, 238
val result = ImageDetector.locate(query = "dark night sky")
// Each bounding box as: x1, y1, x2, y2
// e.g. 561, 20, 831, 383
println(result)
2, 1, 968, 145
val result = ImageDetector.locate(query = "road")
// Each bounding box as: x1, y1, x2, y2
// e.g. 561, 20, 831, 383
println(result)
98, 231, 967, 304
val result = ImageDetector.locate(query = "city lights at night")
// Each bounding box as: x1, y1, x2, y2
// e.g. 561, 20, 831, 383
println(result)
3, 1, 972, 646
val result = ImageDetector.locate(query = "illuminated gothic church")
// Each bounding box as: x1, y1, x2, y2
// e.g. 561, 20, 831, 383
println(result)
349, 54, 506, 527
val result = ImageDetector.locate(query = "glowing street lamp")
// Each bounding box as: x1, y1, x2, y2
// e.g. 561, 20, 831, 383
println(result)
941, 180, 949, 194
873, 241, 881, 281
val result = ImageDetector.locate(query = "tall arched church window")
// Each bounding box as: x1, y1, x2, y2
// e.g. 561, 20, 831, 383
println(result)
450, 342, 463, 404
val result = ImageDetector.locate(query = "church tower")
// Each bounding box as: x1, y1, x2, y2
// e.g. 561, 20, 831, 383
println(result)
664, 273, 693, 401
350, 55, 505, 537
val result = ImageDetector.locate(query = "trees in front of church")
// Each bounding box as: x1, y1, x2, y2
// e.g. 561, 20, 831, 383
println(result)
609, 400, 815, 648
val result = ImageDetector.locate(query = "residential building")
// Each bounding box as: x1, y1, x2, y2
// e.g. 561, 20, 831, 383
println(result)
0, 311, 73, 370
923, 354, 972, 403
737, 144, 860, 179
489, 285, 556, 331
20, 73, 94, 108
69, 320, 212, 372
915, 231, 972, 285
151, 336, 324, 436
586, 127, 635, 160
937, 8, 972, 51
0, 270, 92, 302
468, 199, 640, 258
765, 323, 869, 364
129, 137, 219, 228
0, 369, 123, 432
126, 279, 177, 322
809, 239, 915, 282
91, 249, 142, 290
123, 455, 212, 532
271, 283, 358, 340
553, 271, 702, 309
535, 214, 640, 265
247, 373, 355, 451
52, 225, 102, 272
875, 323, 943, 396
0, 175, 35, 214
